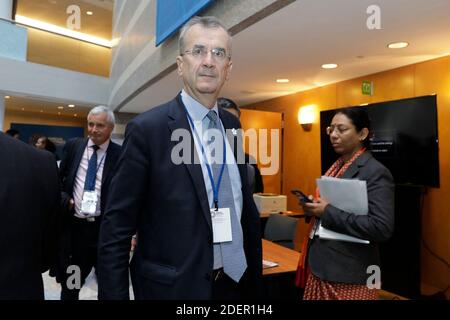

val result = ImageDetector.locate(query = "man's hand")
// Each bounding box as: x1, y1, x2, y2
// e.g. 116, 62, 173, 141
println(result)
69, 199, 74, 210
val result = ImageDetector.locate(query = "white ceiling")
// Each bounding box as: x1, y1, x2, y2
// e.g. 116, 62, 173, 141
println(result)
120, 0, 450, 113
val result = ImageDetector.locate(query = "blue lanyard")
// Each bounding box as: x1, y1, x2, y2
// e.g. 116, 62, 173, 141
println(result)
185, 108, 226, 210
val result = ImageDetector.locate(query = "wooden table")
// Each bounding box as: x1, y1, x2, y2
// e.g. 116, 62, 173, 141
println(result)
259, 211, 305, 219
262, 239, 301, 276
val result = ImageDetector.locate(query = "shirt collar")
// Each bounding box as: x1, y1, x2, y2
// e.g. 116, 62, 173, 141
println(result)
88, 138, 110, 151
181, 89, 219, 122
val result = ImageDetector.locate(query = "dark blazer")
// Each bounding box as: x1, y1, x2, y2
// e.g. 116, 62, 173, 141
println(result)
59, 138, 121, 213
52, 137, 121, 282
97, 95, 262, 300
309, 151, 395, 284
0, 133, 60, 299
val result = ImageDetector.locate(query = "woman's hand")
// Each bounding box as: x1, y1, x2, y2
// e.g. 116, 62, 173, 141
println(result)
301, 196, 329, 218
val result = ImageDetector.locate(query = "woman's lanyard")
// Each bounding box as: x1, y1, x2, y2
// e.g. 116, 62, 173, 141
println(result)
185, 108, 226, 211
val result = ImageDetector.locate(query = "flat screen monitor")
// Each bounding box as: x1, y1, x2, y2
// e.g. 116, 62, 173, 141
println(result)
320, 95, 439, 187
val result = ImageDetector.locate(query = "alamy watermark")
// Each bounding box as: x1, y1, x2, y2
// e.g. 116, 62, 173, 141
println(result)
170, 125, 280, 175
66, 5, 81, 30
366, 264, 381, 289
66, 264, 81, 290
366, 5, 381, 30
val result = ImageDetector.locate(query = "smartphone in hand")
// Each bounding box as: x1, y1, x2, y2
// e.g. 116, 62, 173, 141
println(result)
291, 189, 313, 223
291, 189, 313, 204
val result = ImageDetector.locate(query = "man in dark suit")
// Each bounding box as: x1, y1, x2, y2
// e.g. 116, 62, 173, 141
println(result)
54, 105, 121, 300
97, 16, 262, 300
0, 132, 60, 299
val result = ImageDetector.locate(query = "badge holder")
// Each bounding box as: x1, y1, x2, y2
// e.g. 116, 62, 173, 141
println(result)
81, 190, 99, 221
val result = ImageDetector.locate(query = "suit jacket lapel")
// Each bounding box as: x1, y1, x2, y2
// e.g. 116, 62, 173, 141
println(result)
219, 108, 247, 179
219, 109, 248, 222
341, 151, 372, 179
168, 95, 212, 229
102, 142, 116, 185
69, 138, 88, 188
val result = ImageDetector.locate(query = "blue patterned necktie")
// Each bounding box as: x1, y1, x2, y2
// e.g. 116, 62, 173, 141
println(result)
206, 110, 247, 282
84, 145, 100, 191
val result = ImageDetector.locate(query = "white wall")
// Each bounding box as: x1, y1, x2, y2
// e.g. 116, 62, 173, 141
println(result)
0, 56, 110, 106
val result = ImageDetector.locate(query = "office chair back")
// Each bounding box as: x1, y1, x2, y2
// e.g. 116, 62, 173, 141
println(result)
264, 214, 298, 249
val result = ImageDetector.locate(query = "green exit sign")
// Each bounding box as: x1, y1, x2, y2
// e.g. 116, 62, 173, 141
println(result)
362, 81, 373, 95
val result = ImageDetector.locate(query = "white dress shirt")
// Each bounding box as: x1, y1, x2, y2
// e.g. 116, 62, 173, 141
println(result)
73, 139, 110, 218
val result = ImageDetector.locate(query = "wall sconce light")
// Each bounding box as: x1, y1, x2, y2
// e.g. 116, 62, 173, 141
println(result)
298, 105, 316, 131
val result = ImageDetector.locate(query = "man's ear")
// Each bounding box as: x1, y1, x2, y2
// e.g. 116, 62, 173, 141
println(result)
176, 56, 183, 76
225, 60, 233, 81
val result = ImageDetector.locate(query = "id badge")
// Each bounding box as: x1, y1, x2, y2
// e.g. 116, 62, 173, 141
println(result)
211, 208, 232, 243
81, 190, 98, 217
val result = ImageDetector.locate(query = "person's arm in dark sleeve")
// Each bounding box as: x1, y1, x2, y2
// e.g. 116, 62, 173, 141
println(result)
97, 121, 150, 300
58, 139, 74, 210
252, 164, 264, 193
320, 167, 395, 242
41, 153, 62, 273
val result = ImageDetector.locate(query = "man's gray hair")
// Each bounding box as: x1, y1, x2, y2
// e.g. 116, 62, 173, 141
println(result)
178, 16, 231, 55
88, 105, 115, 125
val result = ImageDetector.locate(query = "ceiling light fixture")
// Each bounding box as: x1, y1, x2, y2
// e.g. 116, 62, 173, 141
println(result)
276, 79, 290, 83
321, 63, 338, 69
86, 11, 94, 16
58, 106, 64, 110
387, 42, 409, 49
15, 15, 112, 48
5, 95, 10, 99
68, 104, 75, 108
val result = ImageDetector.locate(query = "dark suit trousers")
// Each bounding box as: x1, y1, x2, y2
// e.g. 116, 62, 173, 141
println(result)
61, 215, 99, 300
212, 269, 242, 300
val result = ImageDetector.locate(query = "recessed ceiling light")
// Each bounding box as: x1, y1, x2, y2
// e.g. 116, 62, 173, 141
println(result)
68, 104, 75, 108
5, 95, 10, 99
321, 63, 338, 69
387, 42, 409, 49
276, 79, 290, 83
58, 106, 64, 110
86, 11, 93, 16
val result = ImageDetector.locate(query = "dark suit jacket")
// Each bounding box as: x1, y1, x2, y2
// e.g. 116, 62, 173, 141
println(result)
309, 151, 395, 284
52, 137, 121, 282
0, 133, 60, 299
97, 95, 262, 300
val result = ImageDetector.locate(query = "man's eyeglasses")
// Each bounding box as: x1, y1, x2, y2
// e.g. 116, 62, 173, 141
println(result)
326, 125, 351, 135
181, 46, 231, 61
